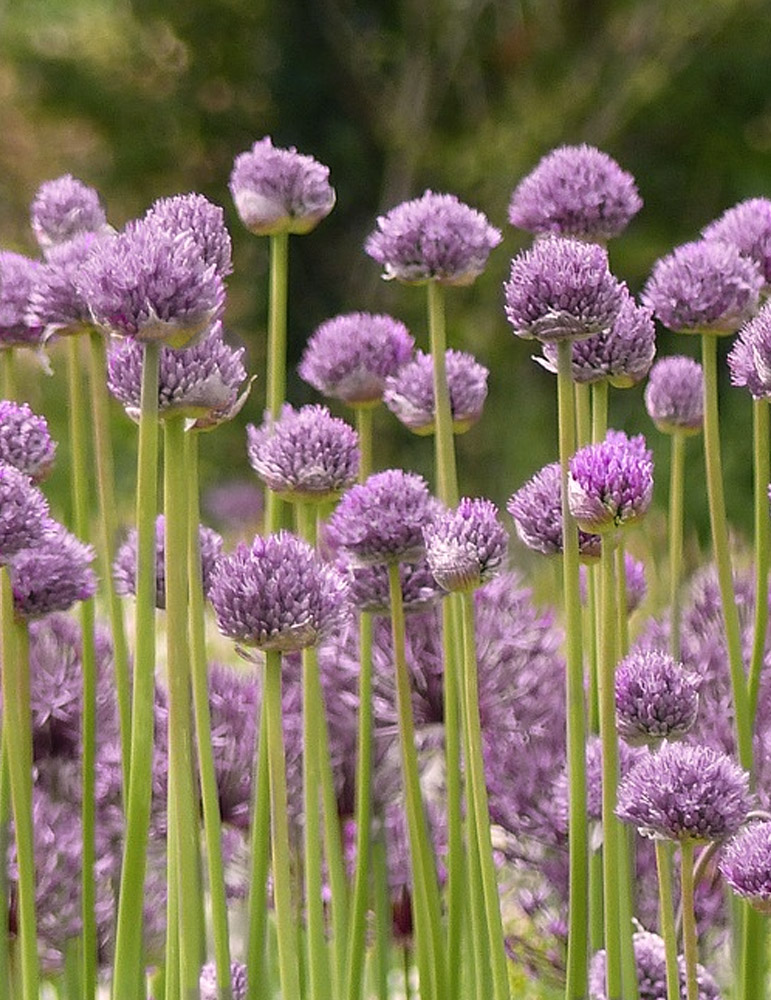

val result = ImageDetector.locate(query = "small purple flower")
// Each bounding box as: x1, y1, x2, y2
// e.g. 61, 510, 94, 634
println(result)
727, 300, 771, 400
642, 240, 762, 335
209, 531, 350, 652
568, 430, 654, 533
107, 321, 249, 428
508, 145, 642, 242
504, 237, 626, 343
423, 497, 507, 592
199, 962, 248, 1000
507, 461, 602, 561
0, 400, 56, 482
229, 136, 335, 236
616, 742, 751, 842
299, 312, 415, 407
145, 192, 233, 278
644, 355, 704, 433
0, 251, 45, 348
325, 469, 439, 566
113, 514, 223, 610
365, 190, 502, 286
718, 820, 771, 912
30, 174, 109, 250
343, 558, 445, 615
0, 463, 49, 561
383, 348, 489, 435
615, 649, 700, 746
77, 216, 225, 347
539, 291, 656, 387
702, 197, 771, 286
10, 521, 97, 619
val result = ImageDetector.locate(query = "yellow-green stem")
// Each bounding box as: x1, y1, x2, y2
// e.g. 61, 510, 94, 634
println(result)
0, 742, 9, 998
655, 841, 681, 1000
355, 405, 375, 482
264, 231, 290, 530
748, 397, 770, 721
680, 841, 698, 1000
575, 382, 591, 447
668, 432, 687, 661
245, 705, 271, 1000
614, 542, 629, 659
591, 381, 608, 444
427, 281, 459, 505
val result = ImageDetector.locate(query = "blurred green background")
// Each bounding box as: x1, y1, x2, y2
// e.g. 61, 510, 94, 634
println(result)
2, 0, 770, 564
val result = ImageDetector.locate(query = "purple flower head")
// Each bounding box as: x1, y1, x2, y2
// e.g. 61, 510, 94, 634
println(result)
589, 930, 721, 1000
299, 312, 415, 407
10, 520, 97, 619
727, 300, 771, 400
718, 820, 771, 912
30, 174, 109, 250
107, 321, 249, 429
508, 145, 642, 242
343, 557, 445, 615
199, 962, 248, 1000
113, 514, 223, 610
616, 742, 751, 842
77, 216, 225, 347
702, 197, 771, 286
383, 348, 489, 435
568, 430, 654, 533
325, 469, 439, 565
0, 463, 49, 561
423, 497, 507, 592
508, 460, 602, 561
204, 479, 264, 536
365, 190, 502, 286
642, 239, 762, 335
615, 649, 700, 747
0, 400, 56, 482
207, 664, 259, 827
539, 290, 656, 387
229, 136, 335, 236
644, 355, 704, 433
209, 531, 350, 652
504, 237, 626, 343
145, 192, 233, 279
247, 404, 359, 503
0, 251, 45, 348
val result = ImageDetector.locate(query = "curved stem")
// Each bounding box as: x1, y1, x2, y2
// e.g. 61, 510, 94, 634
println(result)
748, 397, 770, 721
655, 840, 680, 1000
680, 841, 698, 1000
668, 432, 687, 660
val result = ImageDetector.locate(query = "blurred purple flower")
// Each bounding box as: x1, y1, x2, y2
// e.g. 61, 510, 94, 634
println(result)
644, 355, 704, 433
10, 520, 97, 619
383, 348, 488, 434
30, 174, 109, 250
702, 196, 771, 286
0, 462, 49, 562
0, 251, 45, 348
423, 497, 507, 592
0, 400, 56, 483
718, 820, 771, 912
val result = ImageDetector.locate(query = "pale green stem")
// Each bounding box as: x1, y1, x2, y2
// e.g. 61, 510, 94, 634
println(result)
680, 841, 698, 1000
0, 578, 38, 1000
740, 905, 767, 1000
614, 542, 629, 659
655, 840, 681, 1000
460, 591, 511, 1000
185, 431, 232, 1000
748, 398, 770, 721
668, 432, 687, 661
264, 231, 290, 531
0, 742, 9, 998
245, 708, 271, 1000
467, 837, 491, 1000
575, 382, 591, 447
426, 281, 459, 505
265, 649, 302, 1000
355, 405, 375, 481
112, 339, 160, 1000
164, 779, 180, 1000
372, 833, 391, 1000
591, 381, 608, 443
589, 848, 604, 955
556, 339, 589, 1000
586, 564, 600, 734
443, 595, 465, 1000
618, 824, 639, 1000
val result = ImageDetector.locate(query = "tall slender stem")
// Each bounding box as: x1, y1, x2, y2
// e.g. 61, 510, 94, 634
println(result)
355, 406, 375, 481
372, 833, 392, 1000
0, 742, 9, 998
748, 398, 770, 721
680, 841, 698, 1000
668, 432, 687, 660
614, 543, 629, 660
556, 340, 589, 1000
575, 382, 591, 447
245, 706, 271, 1000
427, 281, 459, 505
655, 840, 680, 1000
591, 381, 608, 444
264, 231, 290, 532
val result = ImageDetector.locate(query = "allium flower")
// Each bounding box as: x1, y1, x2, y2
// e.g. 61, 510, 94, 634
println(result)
343, 558, 445, 615
0, 400, 56, 482
383, 348, 489, 435
616, 742, 751, 842
702, 196, 771, 286
113, 514, 223, 610
508, 461, 602, 560
204, 480, 264, 535
0, 251, 45, 347
504, 237, 626, 343
539, 291, 656, 387
229, 136, 335, 236
642, 240, 762, 335
10, 521, 97, 619
644, 355, 704, 433
107, 321, 249, 428
718, 820, 771, 912
727, 300, 771, 399
199, 962, 248, 1000
145, 193, 233, 278
247, 404, 359, 503
568, 430, 654, 533
209, 531, 350, 652
0, 463, 49, 561
365, 190, 502, 286
508, 145, 643, 242
325, 469, 439, 566
299, 312, 415, 407
589, 930, 721, 1000
423, 497, 507, 592
30, 174, 109, 250
77, 216, 225, 347
615, 649, 700, 746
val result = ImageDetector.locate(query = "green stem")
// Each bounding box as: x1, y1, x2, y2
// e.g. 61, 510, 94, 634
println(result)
265, 649, 302, 1000
556, 339, 589, 1000
586, 564, 600, 734
164, 778, 180, 1000
614, 542, 629, 660
680, 841, 698, 1000
748, 398, 770, 721
591, 381, 608, 443
427, 281, 459, 505
617, 825, 639, 1000
668, 432, 687, 661
740, 904, 767, 1000
0, 577, 38, 1000
112, 339, 160, 1000
701, 333, 753, 770
575, 382, 591, 448
459, 591, 510, 1000
264, 231, 290, 532
0, 741, 9, 999
185, 432, 232, 999
372, 832, 391, 1000
355, 406, 375, 482
655, 841, 681, 1000
245, 703, 271, 1000
443, 595, 465, 1000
